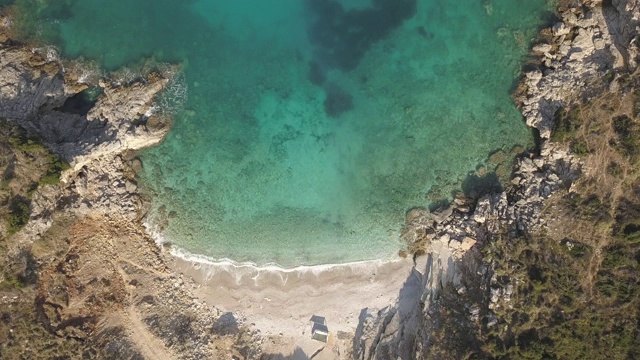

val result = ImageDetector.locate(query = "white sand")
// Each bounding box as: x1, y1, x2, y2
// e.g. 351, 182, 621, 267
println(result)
165, 249, 417, 357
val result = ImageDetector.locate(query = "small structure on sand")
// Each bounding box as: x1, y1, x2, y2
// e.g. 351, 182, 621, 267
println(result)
309, 315, 329, 342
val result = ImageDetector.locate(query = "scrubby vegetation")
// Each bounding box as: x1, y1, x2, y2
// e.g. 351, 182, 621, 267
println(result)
0, 210, 144, 359
0, 120, 76, 357
38, 153, 70, 187
477, 71, 640, 359
481, 233, 639, 359
426, 70, 640, 359
5, 196, 30, 236
1, 291, 146, 359
0, 119, 68, 237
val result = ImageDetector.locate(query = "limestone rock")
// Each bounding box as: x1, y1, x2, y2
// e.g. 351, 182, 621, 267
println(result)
459, 237, 477, 252
515, 0, 640, 139
0, 33, 172, 171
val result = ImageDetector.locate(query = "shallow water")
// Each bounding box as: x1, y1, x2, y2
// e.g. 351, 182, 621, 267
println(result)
10, 0, 551, 266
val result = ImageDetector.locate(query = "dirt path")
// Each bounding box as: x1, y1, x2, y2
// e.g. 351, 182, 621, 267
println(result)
124, 307, 176, 360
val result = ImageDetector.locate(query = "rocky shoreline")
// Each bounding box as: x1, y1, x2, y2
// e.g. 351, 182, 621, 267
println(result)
1, 0, 639, 359
353, 0, 640, 358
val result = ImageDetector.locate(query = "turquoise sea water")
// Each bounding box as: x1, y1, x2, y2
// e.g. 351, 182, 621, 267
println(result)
10, 0, 550, 266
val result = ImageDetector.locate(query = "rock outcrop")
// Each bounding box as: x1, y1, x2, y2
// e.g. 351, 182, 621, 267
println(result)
0, 13, 176, 239
518, 0, 640, 139
0, 42, 171, 169
354, 243, 454, 359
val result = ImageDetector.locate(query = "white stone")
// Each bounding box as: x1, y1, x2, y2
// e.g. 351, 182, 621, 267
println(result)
532, 43, 553, 54
459, 237, 477, 252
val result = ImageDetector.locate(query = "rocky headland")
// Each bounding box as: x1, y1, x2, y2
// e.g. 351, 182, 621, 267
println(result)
0, 12, 264, 359
1, 0, 639, 359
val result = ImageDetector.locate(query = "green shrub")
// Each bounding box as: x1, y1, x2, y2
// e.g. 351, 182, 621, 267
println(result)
571, 138, 589, 156
561, 239, 591, 259
602, 245, 626, 267
6, 196, 30, 236
612, 114, 640, 158
38, 155, 69, 187
606, 161, 623, 177
0, 275, 26, 290
9, 137, 46, 153
551, 107, 582, 142
619, 222, 640, 245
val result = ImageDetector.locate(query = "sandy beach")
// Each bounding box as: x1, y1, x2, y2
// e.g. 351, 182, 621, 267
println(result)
165, 249, 420, 358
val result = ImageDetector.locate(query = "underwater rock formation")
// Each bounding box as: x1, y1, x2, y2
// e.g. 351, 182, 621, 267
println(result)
307, 0, 417, 72
307, 0, 417, 118
323, 82, 354, 117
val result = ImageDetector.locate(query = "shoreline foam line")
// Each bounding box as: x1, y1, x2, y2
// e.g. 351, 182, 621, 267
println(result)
167, 241, 419, 338
143, 219, 409, 273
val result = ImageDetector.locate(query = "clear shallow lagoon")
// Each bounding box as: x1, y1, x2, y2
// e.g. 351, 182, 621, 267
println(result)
11, 0, 550, 266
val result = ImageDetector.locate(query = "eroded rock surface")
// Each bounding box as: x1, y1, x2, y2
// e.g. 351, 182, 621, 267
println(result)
0, 44, 171, 168
517, 0, 640, 139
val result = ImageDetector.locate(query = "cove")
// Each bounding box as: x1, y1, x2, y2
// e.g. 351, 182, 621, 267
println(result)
9, 0, 551, 266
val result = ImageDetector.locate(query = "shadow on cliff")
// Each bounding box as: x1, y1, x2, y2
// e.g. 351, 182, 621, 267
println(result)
602, 0, 640, 70
461, 171, 503, 201
352, 254, 444, 358
56, 87, 103, 116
